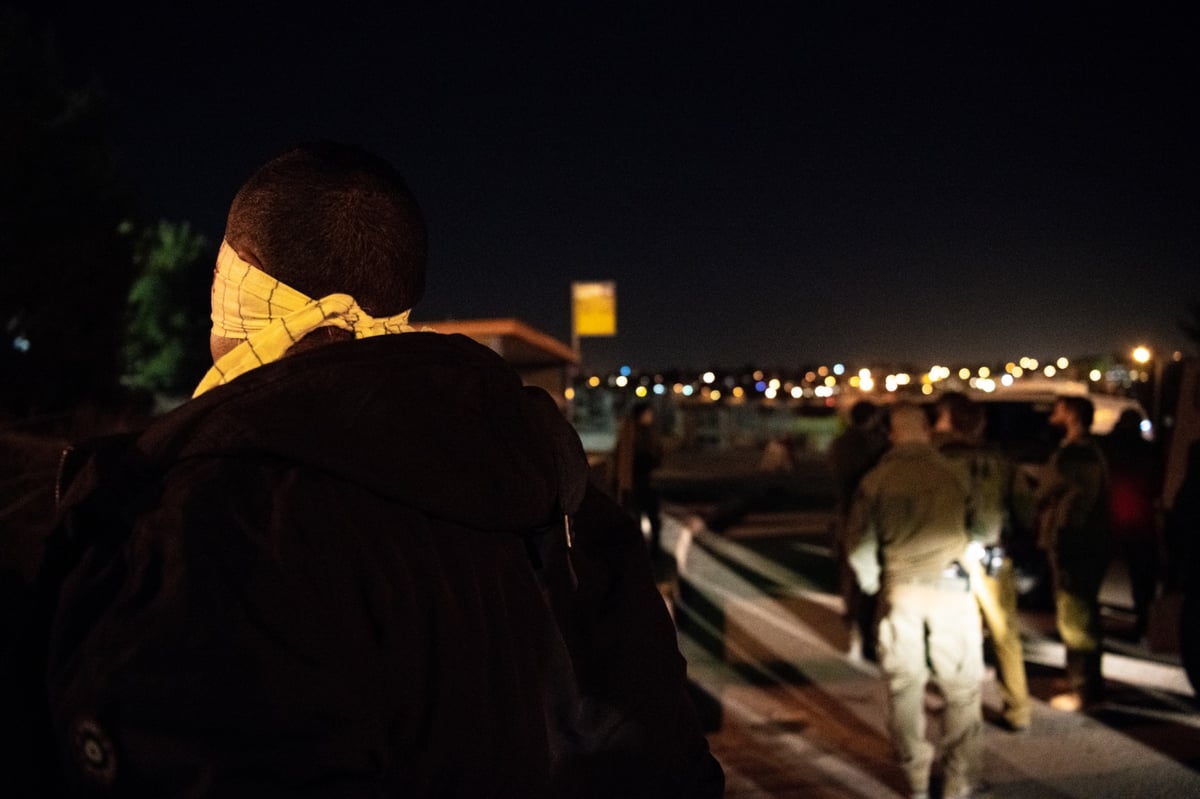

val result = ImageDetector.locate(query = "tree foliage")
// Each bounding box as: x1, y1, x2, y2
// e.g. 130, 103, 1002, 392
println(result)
122, 222, 213, 396
0, 9, 136, 416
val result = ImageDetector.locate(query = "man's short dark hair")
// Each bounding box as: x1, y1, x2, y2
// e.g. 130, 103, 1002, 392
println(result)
225, 141, 427, 315
849, 400, 878, 428
1057, 395, 1095, 430
939, 391, 984, 438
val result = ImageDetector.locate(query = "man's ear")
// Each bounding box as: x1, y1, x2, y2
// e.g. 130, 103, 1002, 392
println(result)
224, 231, 266, 270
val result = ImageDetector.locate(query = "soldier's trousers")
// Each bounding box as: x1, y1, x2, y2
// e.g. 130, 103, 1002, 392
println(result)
1050, 555, 1107, 702
973, 558, 1031, 728
877, 582, 984, 798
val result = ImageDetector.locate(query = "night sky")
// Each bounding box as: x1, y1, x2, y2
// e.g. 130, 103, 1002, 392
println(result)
32, 2, 1200, 373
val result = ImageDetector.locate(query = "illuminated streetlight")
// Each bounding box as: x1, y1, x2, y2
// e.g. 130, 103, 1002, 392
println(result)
1133, 345, 1151, 365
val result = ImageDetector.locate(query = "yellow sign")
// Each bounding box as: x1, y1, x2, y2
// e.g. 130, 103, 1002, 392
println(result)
572, 281, 617, 337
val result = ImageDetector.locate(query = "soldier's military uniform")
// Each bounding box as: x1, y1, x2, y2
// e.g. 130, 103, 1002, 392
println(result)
940, 437, 1032, 730
847, 442, 982, 799
1037, 437, 1110, 704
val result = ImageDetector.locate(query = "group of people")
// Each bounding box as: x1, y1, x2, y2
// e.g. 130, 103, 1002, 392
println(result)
829, 391, 1156, 799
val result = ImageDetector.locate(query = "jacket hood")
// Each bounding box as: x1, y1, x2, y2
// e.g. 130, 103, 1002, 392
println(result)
135, 333, 589, 532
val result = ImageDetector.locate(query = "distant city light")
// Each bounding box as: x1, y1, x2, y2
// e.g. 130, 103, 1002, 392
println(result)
1089, 369, 1102, 382
635, 386, 648, 397
13, 336, 30, 353
702, 371, 716, 384
885, 375, 898, 392
814, 385, 833, 398
653, 384, 666, 395
619, 365, 632, 377
833, 363, 845, 375
791, 386, 803, 399
709, 389, 721, 401
858, 368, 871, 380
1005, 362, 1016, 374
849, 376, 861, 388
1133, 345, 1151, 364
1056, 357, 1069, 369
825, 375, 837, 387
755, 380, 767, 393
1001, 374, 1014, 386
818, 366, 829, 377
673, 383, 685, 394
859, 375, 875, 392
733, 386, 745, 398
978, 366, 990, 378
958, 367, 971, 380
564, 387, 575, 401
681, 384, 695, 397
753, 370, 764, 380
976, 378, 996, 393
1043, 365, 1056, 377
1012, 366, 1024, 378
764, 387, 778, 399
588, 376, 601, 388
921, 384, 933, 395
769, 378, 782, 390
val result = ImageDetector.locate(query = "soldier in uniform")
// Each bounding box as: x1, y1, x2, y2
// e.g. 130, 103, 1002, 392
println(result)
936, 393, 1031, 732
847, 402, 983, 799
1037, 395, 1111, 711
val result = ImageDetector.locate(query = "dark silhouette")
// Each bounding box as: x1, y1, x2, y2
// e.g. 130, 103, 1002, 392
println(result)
612, 401, 666, 577
828, 399, 887, 661
1165, 440, 1200, 693
1101, 409, 1164, 640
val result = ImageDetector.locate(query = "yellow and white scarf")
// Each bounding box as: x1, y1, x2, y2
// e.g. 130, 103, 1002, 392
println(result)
194, 240, 417, 397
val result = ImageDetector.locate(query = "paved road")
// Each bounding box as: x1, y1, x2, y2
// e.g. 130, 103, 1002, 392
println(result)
659, 506, 1200, 798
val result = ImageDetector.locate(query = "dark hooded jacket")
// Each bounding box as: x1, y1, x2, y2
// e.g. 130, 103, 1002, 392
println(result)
6, 332, 722, 798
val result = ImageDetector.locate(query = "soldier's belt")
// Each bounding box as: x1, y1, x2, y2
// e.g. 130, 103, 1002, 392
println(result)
895, 563, 971, 593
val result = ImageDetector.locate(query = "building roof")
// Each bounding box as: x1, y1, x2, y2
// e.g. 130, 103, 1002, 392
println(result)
419, 318, 578, 367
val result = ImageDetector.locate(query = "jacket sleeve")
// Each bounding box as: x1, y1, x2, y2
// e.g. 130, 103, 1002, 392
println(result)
564, 483, 724, 799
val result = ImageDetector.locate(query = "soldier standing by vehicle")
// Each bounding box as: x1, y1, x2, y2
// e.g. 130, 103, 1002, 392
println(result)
847, 402, 983, 799
1037, 395, 1111, 711
936, 393, 1031, 732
